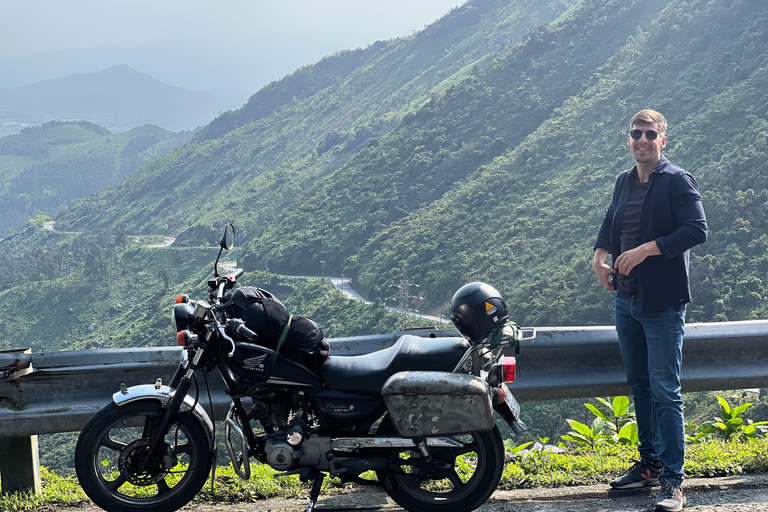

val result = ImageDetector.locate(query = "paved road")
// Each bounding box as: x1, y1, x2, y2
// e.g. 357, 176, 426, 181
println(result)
328, 276, 373, 304
49, 474, 768, 512
326, 276, 450, 325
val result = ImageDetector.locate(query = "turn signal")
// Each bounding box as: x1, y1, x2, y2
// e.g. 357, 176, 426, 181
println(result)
492, 386, 506, 404
177, 330, 197, 347
176, 294, 190, 304
502, 356, 516, 382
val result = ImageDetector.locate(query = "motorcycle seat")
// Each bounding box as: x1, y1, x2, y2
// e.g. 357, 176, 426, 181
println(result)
319, 335, 470, 395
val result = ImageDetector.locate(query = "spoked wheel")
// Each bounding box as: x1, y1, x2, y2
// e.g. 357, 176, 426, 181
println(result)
375, 418, 505, 512
75, 400, 212, 512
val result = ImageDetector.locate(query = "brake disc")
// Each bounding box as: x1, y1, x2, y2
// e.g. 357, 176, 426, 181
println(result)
118, 438, 173, 486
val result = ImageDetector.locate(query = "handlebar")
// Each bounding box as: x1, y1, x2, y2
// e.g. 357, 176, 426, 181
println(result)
210, 269, 243, 296
218, 319, 258, 358
228, 319, 257, 342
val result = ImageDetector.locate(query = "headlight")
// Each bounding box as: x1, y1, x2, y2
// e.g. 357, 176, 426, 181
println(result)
172, 303, 196, 332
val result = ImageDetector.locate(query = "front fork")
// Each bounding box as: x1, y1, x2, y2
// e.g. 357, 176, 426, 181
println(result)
172, 349, 258, 480
141, 348, 206, 466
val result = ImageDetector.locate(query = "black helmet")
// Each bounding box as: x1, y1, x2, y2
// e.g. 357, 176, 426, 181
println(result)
450, 282, 508, 343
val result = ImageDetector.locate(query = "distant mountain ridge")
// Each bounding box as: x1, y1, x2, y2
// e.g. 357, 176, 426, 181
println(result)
0, 65, 246, 134
0, 120, 190, 234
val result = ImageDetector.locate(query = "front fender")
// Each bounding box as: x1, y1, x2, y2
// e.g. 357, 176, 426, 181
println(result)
113, 384, 215, 446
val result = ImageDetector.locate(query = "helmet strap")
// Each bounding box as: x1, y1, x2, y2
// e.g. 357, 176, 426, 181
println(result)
491, 320, 521, 349
488, 324, 504, 349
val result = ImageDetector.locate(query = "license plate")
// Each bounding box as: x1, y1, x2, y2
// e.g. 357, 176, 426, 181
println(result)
502, 383, 520, 417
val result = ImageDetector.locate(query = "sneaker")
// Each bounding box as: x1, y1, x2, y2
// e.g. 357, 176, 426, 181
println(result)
655, 481, 687, 511
609, 459, 661, 489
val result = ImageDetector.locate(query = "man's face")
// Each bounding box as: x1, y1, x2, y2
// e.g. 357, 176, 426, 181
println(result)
627, 121, 666, 166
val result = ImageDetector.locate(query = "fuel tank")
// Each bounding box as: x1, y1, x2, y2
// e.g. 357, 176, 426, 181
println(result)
221, 341, 323, 391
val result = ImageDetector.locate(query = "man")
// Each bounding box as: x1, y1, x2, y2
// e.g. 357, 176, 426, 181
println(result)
592, 109, 707, 511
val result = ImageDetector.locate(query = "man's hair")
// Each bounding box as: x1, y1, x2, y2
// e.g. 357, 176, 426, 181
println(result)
630, 109, 667, 136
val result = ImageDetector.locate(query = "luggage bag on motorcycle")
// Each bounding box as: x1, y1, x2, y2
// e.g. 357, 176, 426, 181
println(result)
227, 286, 331, 373
382, 371, 495, 437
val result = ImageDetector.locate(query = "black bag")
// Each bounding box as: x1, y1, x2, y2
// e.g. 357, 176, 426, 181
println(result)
227, 287, 330, 373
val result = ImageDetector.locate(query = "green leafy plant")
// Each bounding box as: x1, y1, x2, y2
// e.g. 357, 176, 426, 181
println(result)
585, 396, 636, 442
561, 418, 610, 449
695, 396, 768, 442
504, 439, 534, 458
616, 422, 640, 446
562, 396, 638, 448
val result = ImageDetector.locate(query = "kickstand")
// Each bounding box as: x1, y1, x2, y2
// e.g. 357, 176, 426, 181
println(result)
305, 472, 325, 512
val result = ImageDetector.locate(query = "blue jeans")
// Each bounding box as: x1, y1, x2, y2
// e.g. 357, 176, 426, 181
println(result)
615, 293, 686, 484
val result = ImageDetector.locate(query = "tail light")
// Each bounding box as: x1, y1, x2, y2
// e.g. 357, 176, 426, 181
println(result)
503, 356, 516, 382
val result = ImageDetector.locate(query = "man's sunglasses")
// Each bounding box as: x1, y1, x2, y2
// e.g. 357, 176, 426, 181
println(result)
630, 129, 661, 141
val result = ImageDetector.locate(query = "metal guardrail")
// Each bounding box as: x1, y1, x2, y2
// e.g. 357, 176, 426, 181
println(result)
512, 320, 768, 401
1, 320, 768, 493
3, 321, 768, 436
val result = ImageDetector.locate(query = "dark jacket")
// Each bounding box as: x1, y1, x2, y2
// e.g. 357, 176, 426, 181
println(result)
594, 156, 707, 311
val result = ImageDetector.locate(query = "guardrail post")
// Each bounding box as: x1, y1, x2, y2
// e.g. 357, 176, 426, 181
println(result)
0, 435, 41, 495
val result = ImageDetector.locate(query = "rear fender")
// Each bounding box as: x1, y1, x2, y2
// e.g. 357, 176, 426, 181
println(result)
112, 384, 215, 447
494, 383, 526, 433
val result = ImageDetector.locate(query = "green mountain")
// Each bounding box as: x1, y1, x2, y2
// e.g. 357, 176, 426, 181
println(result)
252, 0, 768, 326
15, 0, 768, 351
54, 0, 580, 242
0, 121, 189, 235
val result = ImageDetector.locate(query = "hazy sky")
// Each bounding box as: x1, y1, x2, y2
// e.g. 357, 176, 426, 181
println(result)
0, 0, 465, 93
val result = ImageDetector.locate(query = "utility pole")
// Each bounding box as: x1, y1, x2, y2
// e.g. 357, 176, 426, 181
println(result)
386, 272, 423, 331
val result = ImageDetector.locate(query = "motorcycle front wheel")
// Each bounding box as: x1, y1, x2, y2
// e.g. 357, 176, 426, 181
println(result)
375, 418, 505, 512
75, 400, 212, 512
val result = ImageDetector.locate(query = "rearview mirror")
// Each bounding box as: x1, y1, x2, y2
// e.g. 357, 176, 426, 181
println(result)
220, 223, 235, 250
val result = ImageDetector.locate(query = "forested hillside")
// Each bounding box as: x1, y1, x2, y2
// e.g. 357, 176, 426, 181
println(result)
0, 121, 189, 235
0, 223, 409, 353
253, 0, 768, 325
9, 0, 768, 354
54, 0, 579, 242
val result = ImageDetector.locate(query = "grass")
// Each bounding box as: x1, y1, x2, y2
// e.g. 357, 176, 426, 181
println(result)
502, 438, 768, 489
0, 468, 89, 512
3, 438, 768, 511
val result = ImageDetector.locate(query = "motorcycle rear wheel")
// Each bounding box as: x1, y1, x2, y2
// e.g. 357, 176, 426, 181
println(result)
375, 418, 505, 512
75, 400, 212, 512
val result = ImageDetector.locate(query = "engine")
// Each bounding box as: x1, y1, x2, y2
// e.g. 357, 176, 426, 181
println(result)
245, 390, 327, 471
249, 391, 292, 432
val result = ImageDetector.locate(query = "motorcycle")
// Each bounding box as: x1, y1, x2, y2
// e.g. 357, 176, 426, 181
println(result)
75, 224, 534, 512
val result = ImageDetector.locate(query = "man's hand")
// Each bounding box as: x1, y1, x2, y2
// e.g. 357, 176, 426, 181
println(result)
614, 241, 661, 276
592, 248, 617, 291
